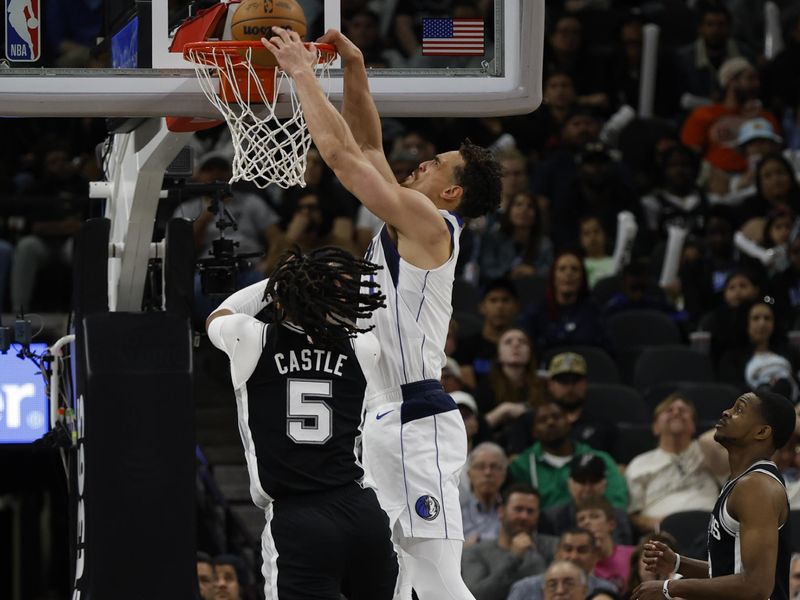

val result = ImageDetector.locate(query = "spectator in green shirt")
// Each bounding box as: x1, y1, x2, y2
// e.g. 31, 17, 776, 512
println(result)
509, 401, 628, 509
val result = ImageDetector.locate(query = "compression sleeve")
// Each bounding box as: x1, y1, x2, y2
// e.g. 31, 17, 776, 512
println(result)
215, 278, 271, 317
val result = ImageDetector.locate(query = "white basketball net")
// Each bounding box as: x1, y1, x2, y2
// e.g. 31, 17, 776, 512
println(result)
187, 45, 334, 189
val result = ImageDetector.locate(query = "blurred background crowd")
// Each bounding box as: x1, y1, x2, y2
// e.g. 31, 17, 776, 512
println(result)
4, 0, 800, 599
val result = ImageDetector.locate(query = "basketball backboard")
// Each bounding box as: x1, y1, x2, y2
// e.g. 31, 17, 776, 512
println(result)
0, 0, 543, 118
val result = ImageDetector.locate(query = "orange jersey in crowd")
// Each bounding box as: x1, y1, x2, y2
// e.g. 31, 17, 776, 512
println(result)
680, 104, 781, 173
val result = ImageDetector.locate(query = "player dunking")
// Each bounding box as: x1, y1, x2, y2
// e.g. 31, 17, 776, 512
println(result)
264, 28, 501, 599
634, 391, 796, 600
205, 247, 398, 600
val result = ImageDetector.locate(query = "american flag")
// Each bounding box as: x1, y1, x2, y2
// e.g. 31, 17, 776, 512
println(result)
422, 18, 484, 56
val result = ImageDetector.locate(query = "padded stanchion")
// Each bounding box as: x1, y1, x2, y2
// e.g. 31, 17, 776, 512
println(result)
71, 312, 195, 600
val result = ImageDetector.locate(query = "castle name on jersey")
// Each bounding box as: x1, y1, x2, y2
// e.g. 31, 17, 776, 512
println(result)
274, 349, 348, 377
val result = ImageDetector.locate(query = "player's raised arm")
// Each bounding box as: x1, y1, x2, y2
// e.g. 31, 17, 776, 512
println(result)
205, 278, 270, 332
264, 28, 447, 244
316, 29, 395, 183
316, 31, 381, 149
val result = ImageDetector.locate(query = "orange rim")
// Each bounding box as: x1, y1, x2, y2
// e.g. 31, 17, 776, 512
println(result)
183, 41, 336, 67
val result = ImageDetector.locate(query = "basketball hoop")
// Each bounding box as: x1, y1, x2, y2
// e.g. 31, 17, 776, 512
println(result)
178, 40, 336, 189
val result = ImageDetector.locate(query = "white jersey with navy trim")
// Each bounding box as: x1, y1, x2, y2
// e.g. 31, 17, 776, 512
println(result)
359, 210, 462, 395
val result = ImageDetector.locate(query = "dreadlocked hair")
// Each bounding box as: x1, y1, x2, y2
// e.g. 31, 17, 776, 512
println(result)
264, 246, 386, 348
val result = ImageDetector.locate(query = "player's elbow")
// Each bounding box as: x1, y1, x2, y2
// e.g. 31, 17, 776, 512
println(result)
315, 134, 345, 169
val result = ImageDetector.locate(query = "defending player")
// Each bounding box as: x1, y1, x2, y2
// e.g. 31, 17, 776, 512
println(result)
633, 391, 795, 600
205, 246, 397, 600
263, 28, 502, 599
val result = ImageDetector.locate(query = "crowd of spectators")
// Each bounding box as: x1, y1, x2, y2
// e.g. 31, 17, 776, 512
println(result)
4, 1, 800, 597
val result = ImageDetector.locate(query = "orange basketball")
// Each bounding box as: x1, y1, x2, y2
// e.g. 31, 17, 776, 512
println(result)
231, 0, 307, 42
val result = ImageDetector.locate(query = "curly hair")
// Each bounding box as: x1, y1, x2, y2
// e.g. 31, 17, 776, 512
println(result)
263, 246, 386, 348
453, 139, 502, 219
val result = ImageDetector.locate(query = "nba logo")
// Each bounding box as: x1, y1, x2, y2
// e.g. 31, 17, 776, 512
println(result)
5, 0, 40, 62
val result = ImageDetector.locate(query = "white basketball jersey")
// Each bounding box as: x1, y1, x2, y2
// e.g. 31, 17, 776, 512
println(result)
359, 210, 462, 394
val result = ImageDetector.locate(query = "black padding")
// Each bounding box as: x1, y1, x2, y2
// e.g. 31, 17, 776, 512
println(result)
72, 218, 110, 319
164, 218, 195, 318
72, 312, 196, 600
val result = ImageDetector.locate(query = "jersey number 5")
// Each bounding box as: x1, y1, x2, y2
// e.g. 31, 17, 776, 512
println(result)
286, 378, 333, 444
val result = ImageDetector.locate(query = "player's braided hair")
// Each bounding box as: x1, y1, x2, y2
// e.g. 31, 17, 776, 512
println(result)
264, 246, 386, 348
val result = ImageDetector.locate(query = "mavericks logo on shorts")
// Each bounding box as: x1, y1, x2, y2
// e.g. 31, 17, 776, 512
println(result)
415, 495, 441, 521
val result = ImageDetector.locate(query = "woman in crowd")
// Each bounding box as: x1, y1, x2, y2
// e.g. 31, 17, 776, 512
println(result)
476, 327, 544, 451
478, 190, 554, 285
737, 153, 800, 237
699, 269, 762, 370
718, 298, 800, 399
529, 251, 608, 353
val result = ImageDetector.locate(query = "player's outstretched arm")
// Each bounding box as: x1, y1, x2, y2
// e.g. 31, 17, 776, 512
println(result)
634, 474, 785, 600
315, 29, 394, 183
265, 28, 446, 243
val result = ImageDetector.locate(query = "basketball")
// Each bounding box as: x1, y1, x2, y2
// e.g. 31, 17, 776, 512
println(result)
231, 0, 307, 42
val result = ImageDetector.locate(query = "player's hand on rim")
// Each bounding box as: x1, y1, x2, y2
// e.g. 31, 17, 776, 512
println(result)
261, 26, 318, 77
316, 28, 362, 63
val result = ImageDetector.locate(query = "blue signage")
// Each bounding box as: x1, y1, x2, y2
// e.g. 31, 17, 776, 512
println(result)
0, 343, 49, 443
112, 15, 138, 68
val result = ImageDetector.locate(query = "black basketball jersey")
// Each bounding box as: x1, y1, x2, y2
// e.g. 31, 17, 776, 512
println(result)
241, 323, 367, 500
707, 460, 790, 600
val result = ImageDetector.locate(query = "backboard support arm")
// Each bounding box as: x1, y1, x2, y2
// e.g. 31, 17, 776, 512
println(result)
90, 119, 191, 312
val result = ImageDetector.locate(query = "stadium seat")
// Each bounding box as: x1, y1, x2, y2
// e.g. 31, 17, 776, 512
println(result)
659, 510, 711, 560
632, 346, 715, 395
673, 382, 740, 424
543, 345, 621, 384
512, 274, 548, 308
613, 422, 656, 464
606, 310, 683, 351
592, 275, 623, 306
452, 278, 481, 314
584, 384, 650, 424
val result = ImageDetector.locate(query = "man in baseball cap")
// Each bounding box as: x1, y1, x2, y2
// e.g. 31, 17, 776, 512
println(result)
546, 352, 616, 454
736, 117, 783, 149
543, 454, 634, 545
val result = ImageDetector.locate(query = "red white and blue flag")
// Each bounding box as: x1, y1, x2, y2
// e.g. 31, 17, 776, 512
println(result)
422, 18, 484, 56
5, 0, 40, 62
